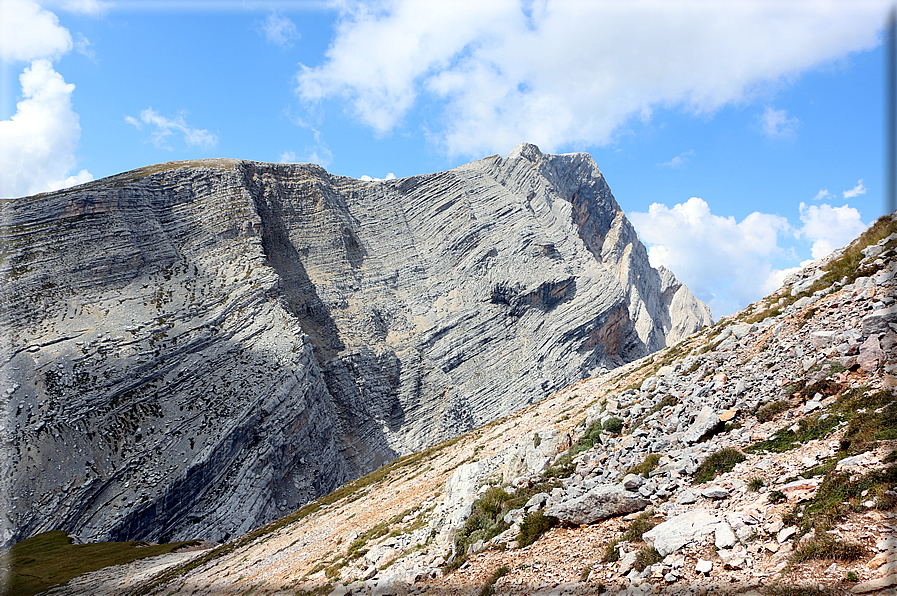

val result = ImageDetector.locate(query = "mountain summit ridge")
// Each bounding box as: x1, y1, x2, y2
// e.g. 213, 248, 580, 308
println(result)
0, 143, 709, 547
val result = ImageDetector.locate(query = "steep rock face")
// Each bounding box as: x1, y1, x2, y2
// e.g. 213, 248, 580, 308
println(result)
0, 145, 709, 547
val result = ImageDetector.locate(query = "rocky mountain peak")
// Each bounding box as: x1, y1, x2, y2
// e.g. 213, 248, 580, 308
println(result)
1, 147, 708, 550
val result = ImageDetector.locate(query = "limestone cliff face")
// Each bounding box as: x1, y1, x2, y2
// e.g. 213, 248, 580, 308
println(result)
0, 145, 710, 546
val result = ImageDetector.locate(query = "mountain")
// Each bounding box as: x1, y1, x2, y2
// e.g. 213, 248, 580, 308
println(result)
0, 143, 710, 548
36, 211, 892, 596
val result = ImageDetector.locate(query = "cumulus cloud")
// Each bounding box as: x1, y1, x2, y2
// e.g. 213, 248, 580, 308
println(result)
295, 1, 884, 156
629, 197, 794, 317
843, 179, 867, 198
260, 12, 299, 47
0, 59, 93, 198
760, 107, 799, 138
799, 201, 866, 259
0, 0, 94, 197
126, 108, 218, 150
812, 189, 830, 201
0, 0, 72, 62
659, 150, 694, 168
629, 196, 872, 316
279, 150, 297, 163
360, 172, 396, 181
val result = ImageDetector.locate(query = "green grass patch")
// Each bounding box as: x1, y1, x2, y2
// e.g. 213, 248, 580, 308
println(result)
747, 413, 842, 454
692, 448, 746, 484
625, 453, 660, 478
789, 533, 865, 565
602, 417, 623, 434
756, 400, 790, 422
783, 463, 897, 536
447, 478, 560, 572
621, 511, 657, 543
632, 547, 662, 572
601, 539, 621, 563
517, 511, 557, 548
545, 421, 604, 479
1, 531, 201, 596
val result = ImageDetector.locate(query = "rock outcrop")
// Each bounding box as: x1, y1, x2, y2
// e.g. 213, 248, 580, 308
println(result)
109, 212, 896, 596
0, 145, 709, 547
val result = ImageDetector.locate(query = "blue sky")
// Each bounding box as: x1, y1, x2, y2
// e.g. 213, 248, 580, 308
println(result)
0, 0, 891, 317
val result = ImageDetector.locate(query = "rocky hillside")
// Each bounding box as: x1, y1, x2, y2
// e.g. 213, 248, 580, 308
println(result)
57, 210, 893, 596
0, 144, 710, 548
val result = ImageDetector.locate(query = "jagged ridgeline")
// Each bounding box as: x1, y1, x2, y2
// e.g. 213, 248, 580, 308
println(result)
0, 143, 710, 546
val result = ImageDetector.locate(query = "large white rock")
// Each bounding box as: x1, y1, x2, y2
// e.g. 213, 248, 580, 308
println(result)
544, 484, 649, 525
682, 406, 721, 443
642, 509, 721, 556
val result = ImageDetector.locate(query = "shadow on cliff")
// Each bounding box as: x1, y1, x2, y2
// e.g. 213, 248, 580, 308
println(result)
242, 164, 403, 479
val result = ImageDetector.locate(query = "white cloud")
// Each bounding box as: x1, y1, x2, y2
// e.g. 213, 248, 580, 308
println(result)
843, 179, 866, 198
659, 150, 694, 168
629, 198, 794, 317
295, 1, 884, 157
0, 0, 94, 197
73, 33, 95, 59
59, 0, 112, 15
279, 150, 297, 163
812, 189, 830, 201
760, 106, 799, 138
0, 0, 72, 62
799, 201, 866, 260
126, 108, 218, 150
260, 12, 299, 47
360, 172, 396, 181
0, 59, 93, 198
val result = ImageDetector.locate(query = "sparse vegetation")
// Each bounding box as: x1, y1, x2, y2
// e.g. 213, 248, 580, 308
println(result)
621, 511, 657, 543
1, 531, 200, 596
625, 453, 660, 478
783, 463, 897, 536
692, 448, 745, 484
602, 539, 621, 563
632, 546, 662, 572
479, 565, 509, 596
602, 417, 623, 434
517, 511, 557, 547
545, 421, 604, 478
756, 400, 790, 422
748, 477, 766, 491
748, 413, 841, 454
789, 533, 864, 565
768, 490, 786, 503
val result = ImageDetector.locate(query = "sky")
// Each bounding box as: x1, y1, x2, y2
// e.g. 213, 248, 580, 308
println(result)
0, 0, 893, 318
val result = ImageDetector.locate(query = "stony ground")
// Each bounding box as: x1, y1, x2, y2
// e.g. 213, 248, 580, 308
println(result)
39, 214, 897, 596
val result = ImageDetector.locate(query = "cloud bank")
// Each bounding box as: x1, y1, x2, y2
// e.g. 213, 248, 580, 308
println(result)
0, 0, 93, 198
629, 194, 869, 317
296, 0, 886, 157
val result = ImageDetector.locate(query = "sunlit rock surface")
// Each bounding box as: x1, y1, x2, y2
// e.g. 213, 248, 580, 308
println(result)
0, 144, 709, 546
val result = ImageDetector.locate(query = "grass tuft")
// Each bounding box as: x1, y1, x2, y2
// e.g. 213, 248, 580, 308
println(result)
517, 511, 557, 548
625, 453, 660, 478
790, 533, 864, 564
479, 565, 510, 596
621, 511, 657, 543
632, 547, 662, 572
692, 448, 746, 484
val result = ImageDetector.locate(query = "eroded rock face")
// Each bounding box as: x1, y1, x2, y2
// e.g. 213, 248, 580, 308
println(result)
0, 145, 709, 546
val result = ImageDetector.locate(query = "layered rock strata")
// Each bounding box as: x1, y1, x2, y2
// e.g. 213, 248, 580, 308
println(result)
123, 214, 897, 596
0, 145, 709, 546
